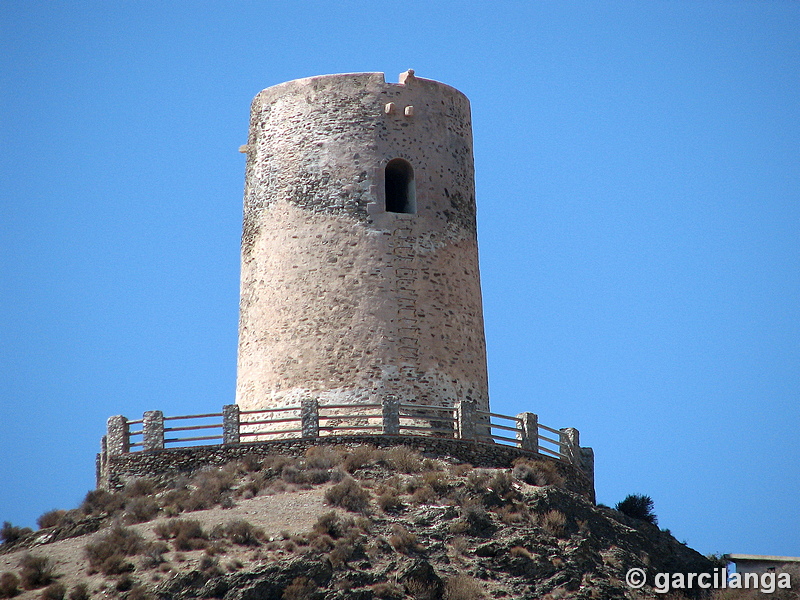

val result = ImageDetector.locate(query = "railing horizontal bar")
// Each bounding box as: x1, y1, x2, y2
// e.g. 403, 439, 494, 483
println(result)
129, 442, 143, 447
127, 420, 144, 425
165, 435, 223, 443
318, 425, 383, 431
241, 417, 301, 426
239, 429, 303, 437
398, 404, 456, 412
475, 410, 522, 422
400, 413, 457, 421
398, 425, 456, 433
164, 423, 222, 432
537, 447, 567, 460
164, 413, 223, 421
488, 434, 519, 444
538, 434, 563, 447
239, 407, 301, 415
538, 423, 563, 436
129, 430, 143, 436
319, 414, 383, 421
319, 403, 382, 410
489, 423, 519, 433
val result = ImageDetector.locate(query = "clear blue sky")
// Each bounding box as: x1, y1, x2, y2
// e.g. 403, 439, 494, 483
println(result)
2, 2, 798, 557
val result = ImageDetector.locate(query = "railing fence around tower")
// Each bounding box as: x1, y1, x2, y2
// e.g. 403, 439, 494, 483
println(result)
103, 398, 589, 474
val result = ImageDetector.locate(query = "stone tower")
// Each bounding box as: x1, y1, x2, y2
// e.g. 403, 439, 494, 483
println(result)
236, 71, 488, 424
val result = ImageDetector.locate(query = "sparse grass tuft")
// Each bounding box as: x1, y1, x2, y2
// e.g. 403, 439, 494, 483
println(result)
539, 510, 567, 538
444, 574, 485, 600
512, 458, 565, 488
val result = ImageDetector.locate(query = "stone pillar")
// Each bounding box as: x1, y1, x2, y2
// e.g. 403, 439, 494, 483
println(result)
580, 446, 595, 497
301, 398, 319, 438
456, 399, 476, 440
382, 395, 400, 435
143, 410, 164, 451
516, 412, 538, 451
106, 415, 129, 456
560, 427, 580, 466
223, 404, 240, 445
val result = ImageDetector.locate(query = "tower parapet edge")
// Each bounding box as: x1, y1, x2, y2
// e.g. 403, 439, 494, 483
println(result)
236, 71, 488, 426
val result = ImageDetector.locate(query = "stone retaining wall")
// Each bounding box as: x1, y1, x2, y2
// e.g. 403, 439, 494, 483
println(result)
98, 435, 595, 502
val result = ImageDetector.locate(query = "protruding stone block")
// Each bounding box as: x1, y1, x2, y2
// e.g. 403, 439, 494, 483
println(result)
143, 410, 164, 451
223, 404, 240, 445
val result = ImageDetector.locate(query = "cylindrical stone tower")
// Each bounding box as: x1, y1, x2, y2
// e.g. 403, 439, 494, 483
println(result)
236, 70, 489, 424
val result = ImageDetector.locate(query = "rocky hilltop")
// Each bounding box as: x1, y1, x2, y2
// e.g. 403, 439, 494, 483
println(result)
1, 445, 717, 600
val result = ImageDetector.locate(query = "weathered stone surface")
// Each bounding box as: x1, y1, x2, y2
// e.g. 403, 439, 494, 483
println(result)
236, 72, 489, 428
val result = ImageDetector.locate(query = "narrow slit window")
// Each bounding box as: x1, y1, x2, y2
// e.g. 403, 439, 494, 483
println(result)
385, 159, 416, 214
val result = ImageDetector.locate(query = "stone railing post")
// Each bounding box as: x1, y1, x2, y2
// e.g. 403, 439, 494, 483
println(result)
143, 410, 164, 451
560, 427, 580, 466
382, 395, 400, 435
223, 404, 240, 445
106, 415, 129, 456
301, 398, 319, 438
516, 412, 538, 451
456, 399, 476, 440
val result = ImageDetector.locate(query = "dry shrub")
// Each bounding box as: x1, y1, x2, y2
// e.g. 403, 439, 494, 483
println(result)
183, 469, 234, 511
509, 546, 533, 559
372, 582, 404, 599
448, 463, 473, 478
67, 583, 89, 600
324, 477, 370, 513
312, 511, 356, 540
539, 510, 567, 538
39, 583, 65, 600
404, 579, 440, 600
154, 519, 207, 551
377, 489, 403, 513
444, 574, 485, 600
496, 504, 527, 525
123, 478, 155, 499
239, 454, 262, 473
512, 458, 565, 488
342, 445, 378, 472
383, 446, 423, 473
410, 485, 437, 506
222, 520, 264, 546
123, 497, 160, 524
282, 576, 317, 600
388, 524, 423, 554
0, 572, 20, 598
125, 585, 152, 600
1, 522, 33, 545
421, 471, 449, 495
305, 446, 343, 469
37, 510, 67, 530
85, 525, 143, 575
81, 489, 124, 517
449, 537, 469, 556
19, 554, 55, 590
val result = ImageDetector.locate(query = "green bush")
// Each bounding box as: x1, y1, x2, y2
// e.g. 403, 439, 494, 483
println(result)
615, 494, 658, 526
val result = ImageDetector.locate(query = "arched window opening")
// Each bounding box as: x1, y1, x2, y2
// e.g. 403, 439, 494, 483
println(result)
385, 159, 416, 214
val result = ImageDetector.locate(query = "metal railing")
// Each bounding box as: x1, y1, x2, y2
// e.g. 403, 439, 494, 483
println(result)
103, 398, 587, 472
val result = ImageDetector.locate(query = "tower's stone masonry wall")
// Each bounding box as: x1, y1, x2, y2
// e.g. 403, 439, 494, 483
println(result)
236, 73, 489, 420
